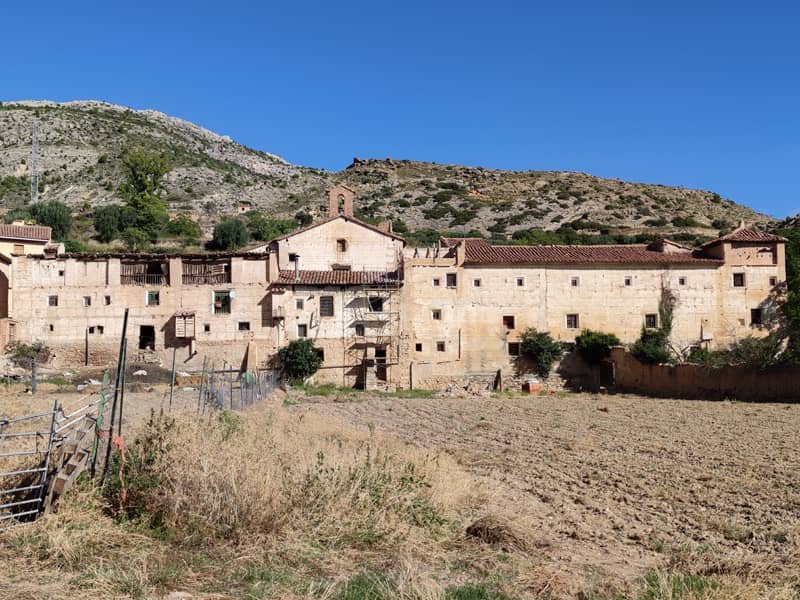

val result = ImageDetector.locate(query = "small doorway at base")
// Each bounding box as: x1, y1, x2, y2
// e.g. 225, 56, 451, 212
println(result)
138, 325, 156, 350
375, 346, 387, 382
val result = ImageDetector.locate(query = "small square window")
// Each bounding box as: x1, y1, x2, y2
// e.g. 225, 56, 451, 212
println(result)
733, 273, 745, 287
296, 299, 304, 310
48, 324, 54, 332
104, 295, 111, 305
769, 276, 778, 287
204, 323, 211, 333
58, 270, 64, 277
473, 279, 481, 287
645, 313, 658, 329
502, 315, 515, 329
88, 326, 95, 334
214, 291, 231, 314
436, 341, 446, 352
415, 343, 423, 352
336, 239, 348, 252
678, 277, 687, 286
432, 309, 442, 320
355, 324, 365, 336
624, 276, 632, 287
750, 308, 763, 326
432, 278, 441, 287
83, 296, 92, 307
288, 253, 298, 262
566, 314, 579, 329
48, 295, 58, 307
238, 321, 251, 331
446, 273, 457, 287
297, 324, 308, 338
570, 277, 580, 288
147, 291, 160, 306
508, 342, 520, 356
314, 348, 325, 361
368, 297, 384, 312
320, 295, 334, 317
516, 277, 524, 287
97, 326, 104, 335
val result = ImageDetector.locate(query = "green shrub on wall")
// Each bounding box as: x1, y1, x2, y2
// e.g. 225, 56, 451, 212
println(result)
519, 329, 562, 377
574, 330, 621, 365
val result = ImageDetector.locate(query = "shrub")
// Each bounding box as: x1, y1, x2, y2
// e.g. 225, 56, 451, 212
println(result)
574, 329, 621, 365
294, 210, 312, 226
630, 328, 671, 365
246, 212, 295, 241
63, 239, 89, 253
121, 227, 151, 252
30, 200, 72, 240
520, 329, 562, 377
278, 338, 322, 381
211, 218, 249, 250
92, 204, 137, 243
164, 214, 202, 240
671, 216, 701, 228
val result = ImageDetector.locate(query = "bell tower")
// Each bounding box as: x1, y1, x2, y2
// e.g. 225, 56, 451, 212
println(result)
328, 185, 355, 217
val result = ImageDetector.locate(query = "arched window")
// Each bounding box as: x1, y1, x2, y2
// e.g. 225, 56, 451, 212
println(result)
337, 194, 346, 214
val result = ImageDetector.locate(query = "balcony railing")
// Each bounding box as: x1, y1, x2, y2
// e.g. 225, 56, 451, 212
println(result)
120, 273, 168, 286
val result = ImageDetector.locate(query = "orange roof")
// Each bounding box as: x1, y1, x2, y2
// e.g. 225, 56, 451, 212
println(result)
274, 270, 401, 286
269, 215, 406, 244
0, 224, 52, 242
702, 228, 786, 247
442, 238, 723, 266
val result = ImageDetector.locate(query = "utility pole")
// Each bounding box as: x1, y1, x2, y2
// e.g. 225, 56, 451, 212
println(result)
30, 120, 40, 205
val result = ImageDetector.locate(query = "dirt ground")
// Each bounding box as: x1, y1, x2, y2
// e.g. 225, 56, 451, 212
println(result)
295, 391, 800, 591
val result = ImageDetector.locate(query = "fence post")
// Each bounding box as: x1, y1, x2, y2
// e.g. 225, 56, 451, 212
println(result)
169, 347, 177, 413
36, 399, 59, 514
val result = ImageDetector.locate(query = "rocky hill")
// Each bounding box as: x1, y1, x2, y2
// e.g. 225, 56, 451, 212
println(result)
0, 101, 771, 242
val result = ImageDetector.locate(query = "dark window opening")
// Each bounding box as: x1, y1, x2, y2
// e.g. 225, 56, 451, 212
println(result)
502, 315, 515, 329
645, 314, 658, 329
314, 348, 325, 362
104, 295, 111, 305
97, 326, 104, 335
733, 273, 745, 287
83, 296, 91, 307
368, 296, 384, 312
375, 346, 387, 381
570, 277, 580, 287
355, 324, 365, 336
566, 314, 579, 329
58, 270, 64, 277
751, 308, 763, 326
415, 343, 423, 352
332, 264, 352, 271
432, 278, 440, 287
297, 324, 308, 338
138, 325, 156, 350
679, 277, 687, 286
288, 253, 298, 262
436, 341, 446, 352
508, 342, 520, 356
336, 239, 348, 252
214, 291, 231, 314
147, 291, 160, 306
473, 279, 481, 287
238, 321, 251, 331
320, 295, 334, 317
624, 276, 632, 287
88, 326, 95, 334
446, 273, 457, 287
432, 309, 442, 320
204, 323, 211, 333
516, 277, 524, 287
49, 324, 54, 332
48, 295, 58, 307
769, 276, 778, 287
296, 299, 304, 310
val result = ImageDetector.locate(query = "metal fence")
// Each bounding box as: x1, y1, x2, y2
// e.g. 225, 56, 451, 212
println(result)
196, 366, 281, 414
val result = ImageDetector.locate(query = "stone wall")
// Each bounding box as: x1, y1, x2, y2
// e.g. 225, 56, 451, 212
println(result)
609, 347, 800, 402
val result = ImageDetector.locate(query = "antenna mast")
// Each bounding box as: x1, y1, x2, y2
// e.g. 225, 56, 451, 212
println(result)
30, 120, 40, 205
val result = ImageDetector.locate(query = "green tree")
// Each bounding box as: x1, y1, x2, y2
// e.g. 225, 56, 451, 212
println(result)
246, 212, 295, 241
574, 330, 621, 365
93, 205, 122, 243
520, 329, 562, 377
777, 228, 800, 362
30, 201, 72, 240
295, 210, 312, 227
211, 218, 249, 250
119, 148, 171, 240
629, 328, 671, 364
121, 227, 151, 252
164, 214, 202, 240
6, 340, 50, 393
278, 339, 323, 381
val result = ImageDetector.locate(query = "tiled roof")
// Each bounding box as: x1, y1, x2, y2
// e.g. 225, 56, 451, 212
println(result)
702, 228, 787, 246
0, 224, 52, 242
275, 270, 401, 286
269, 215, 406, 243
442, 238, 723, 266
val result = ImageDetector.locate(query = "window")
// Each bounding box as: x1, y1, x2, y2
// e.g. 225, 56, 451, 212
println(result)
296, 299, 304, 310
58, 270, 64, 277
13, 244, 23, 254
88, 326, 95, 334
678, 277, 687, 286
104, 295, 111, 305
355, 324, 365, 336
288, 253, 298, 262
97, 326, 104, 335
48, 295, 58, 307
146, 291, 159, 306
83, 296, 92, 307
432, 278, 441, 287
204, 323, 211, 333
502, 315, 515, 329
415, 343, 423, 352
624, 276, 632, 287
645, 314, 658, 329
336, 239, 348, 252
314, 348, 325, 361
332, 264, 351, 271
516, 277, 524, 287
48, 324, 54, 332
473, 279, 482, 287
297, 324, 308, 338
138, 325, 156, 350
368, 296, 384, 312
319, 295, 334, 317
566, 314, 579, 329
733, 273, 745, 287
769, 276, 778, 287
508, 342, 520, 356
751, 308, 763, 326
214, 291, 231, 314
436, 341, 446, 352
238, 321, 251, 331
432, 309, 442, 320
446, 273, 457, 287
570, 277, 580, 288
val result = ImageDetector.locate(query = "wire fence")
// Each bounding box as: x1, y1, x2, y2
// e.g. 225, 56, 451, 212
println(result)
196, 367, 281, 414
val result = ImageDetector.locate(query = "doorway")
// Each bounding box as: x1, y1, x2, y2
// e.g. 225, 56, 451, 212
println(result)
138, 325, 156, 350
375, 346, 387, 382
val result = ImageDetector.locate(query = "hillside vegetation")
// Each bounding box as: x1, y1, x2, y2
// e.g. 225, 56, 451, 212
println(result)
0, 101, 771, 247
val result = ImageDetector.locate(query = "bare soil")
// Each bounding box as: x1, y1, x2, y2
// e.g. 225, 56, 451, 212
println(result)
298, 392, 800, 590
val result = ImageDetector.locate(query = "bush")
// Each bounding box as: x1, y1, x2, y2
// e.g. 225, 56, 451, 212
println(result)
164, 214, 202, 240
520, 329, 562, 377
630, 328, 671, 364
574, 330, 621, 365
30, 200, 72, 240
211, 218, 249, 250
671, 216, 701, 228
121, 227, 151, 252
63, 239, 89, 253
277, 338, 323, 381
246, 212, 295, 241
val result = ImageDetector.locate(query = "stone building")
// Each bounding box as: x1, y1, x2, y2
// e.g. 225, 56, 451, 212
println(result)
0, 190, 788, 390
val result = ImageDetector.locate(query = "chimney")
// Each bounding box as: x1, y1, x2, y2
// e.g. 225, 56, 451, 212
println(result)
294, 255, 300, 281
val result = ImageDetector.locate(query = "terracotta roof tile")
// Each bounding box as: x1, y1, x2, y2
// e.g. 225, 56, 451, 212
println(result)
0, 224, 52, 242
702, 228, 787, 246
443, 238, 723, 266
275, 270, 401, 286
269, 215, 406, 243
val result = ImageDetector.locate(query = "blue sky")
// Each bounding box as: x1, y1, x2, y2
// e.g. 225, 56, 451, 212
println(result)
2, 1, 798, 218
